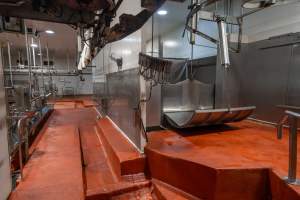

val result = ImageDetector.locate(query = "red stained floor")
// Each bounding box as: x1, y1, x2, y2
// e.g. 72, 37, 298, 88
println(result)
9, 109, 87, 200
9, 97, 300, 200
10, 99, 153, 200
145, 121, 300, 200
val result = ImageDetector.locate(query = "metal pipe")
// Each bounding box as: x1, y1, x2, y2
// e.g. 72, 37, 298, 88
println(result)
190, 0, 197, 45
46, 44, 53, 94
38, 37, 45, 95
31, 37, 37, 98
7, 42, 13, 87
277, 110, 300, 185
17, 118, 23, 180
67, 49, 70, 73
31, 38, 36, 68
217, 20, 230, 68
17, 115, 30, 180
288, 116, 298, 183
277, 115, 288, 139
24, 25, 32, 103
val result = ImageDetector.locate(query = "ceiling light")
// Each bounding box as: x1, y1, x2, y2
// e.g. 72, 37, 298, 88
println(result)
45, 30, 55, 34
157, 10, 168, 15
122, 49, 132, 55
164, 40, 178, 48
31, 43, 38, 48
242, 0, 276, 9
123, 37, 141, 43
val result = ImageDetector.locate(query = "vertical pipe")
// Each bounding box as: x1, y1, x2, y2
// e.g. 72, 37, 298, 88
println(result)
31, 38, 36, 68
218, 20, 230, 68
151, 15, 154, 57
217, 20, 231, 109
24, 25, 32, 103
17, 120, 23, 180
7, 42, 13, 87
31, 37, 36, 97
67, 49, 70, 73
46, 44, 52, 93
190, 0, 198, 79
18, 50, 21, 67
38, 37, 45, 95
288, 116, 298, 182
190, 0, 197, 45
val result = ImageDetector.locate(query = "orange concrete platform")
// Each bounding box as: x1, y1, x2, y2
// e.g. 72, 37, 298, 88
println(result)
82, 117, 149, 200
145, 121, 300, 200
10, 97, 300, 200
9, 109, 87, 200
10, 99, 153, 200
96, 117, 146, 177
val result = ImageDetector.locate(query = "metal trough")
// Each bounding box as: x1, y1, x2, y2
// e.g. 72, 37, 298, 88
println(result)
164, 106, 256, 128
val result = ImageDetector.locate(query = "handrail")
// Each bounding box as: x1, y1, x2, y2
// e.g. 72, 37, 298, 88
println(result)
277, 110, 300, 185
17, 115, 31, 180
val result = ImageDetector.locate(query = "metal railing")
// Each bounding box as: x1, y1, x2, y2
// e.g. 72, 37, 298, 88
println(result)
17, 115, 31, 180
277, 110, 300, 185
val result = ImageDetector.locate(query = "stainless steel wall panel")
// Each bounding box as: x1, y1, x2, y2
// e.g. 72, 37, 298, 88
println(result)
0, 47, 12, 200
286, 44, 300, 107
146, 84, 162, 128
240, 43, 291, 123
98, 68, 143, 149
163, 79, 214, 112
218, 35, 295, 124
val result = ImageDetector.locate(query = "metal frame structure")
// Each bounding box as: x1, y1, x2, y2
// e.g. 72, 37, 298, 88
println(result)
277, 110, 300, 185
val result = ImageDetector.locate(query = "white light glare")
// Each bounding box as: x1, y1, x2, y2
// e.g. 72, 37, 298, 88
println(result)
122, 49, 132, 55
157, 10, 168, 15
31, 43, 38, 48
164, 40, 178, 48
45, 30, 55, 34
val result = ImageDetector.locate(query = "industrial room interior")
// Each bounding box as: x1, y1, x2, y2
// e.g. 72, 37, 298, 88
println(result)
2, 0, 300, 199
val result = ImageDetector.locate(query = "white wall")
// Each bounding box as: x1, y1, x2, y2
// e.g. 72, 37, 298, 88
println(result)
92, 0, 142, 80
142, 1, 218, 59
243, 2, 300, 42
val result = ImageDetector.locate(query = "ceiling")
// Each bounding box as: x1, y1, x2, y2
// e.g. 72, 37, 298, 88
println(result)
0, 0, 189, 59
0, 19, 77, 57
142, 0, 189, 42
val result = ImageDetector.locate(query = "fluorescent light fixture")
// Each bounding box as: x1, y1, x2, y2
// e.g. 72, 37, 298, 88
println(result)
31, 43, 38, 48
122, 49, 132, 55
45, 29, 55, 34
242, 0, 276, 8
157, 10, 168, 15
123, 37, 141, 43
164, 40, 178, 48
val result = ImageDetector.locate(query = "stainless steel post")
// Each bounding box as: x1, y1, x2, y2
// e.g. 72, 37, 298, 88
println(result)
31, 38, 36, 68
288, 116, 298, 183
46, 44, 53, 96
24, 25, 32, 103
190, 0, 197, 45
217, 20, 230, 68
217, 20, 231, 109
38, 38, 45, 95
67, 49, 70, 73
189, 0, 198, 78
7, 42, 13, 87
17, 118, 24, 180
277, 110, 300, 185
31, 37, 37, 97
